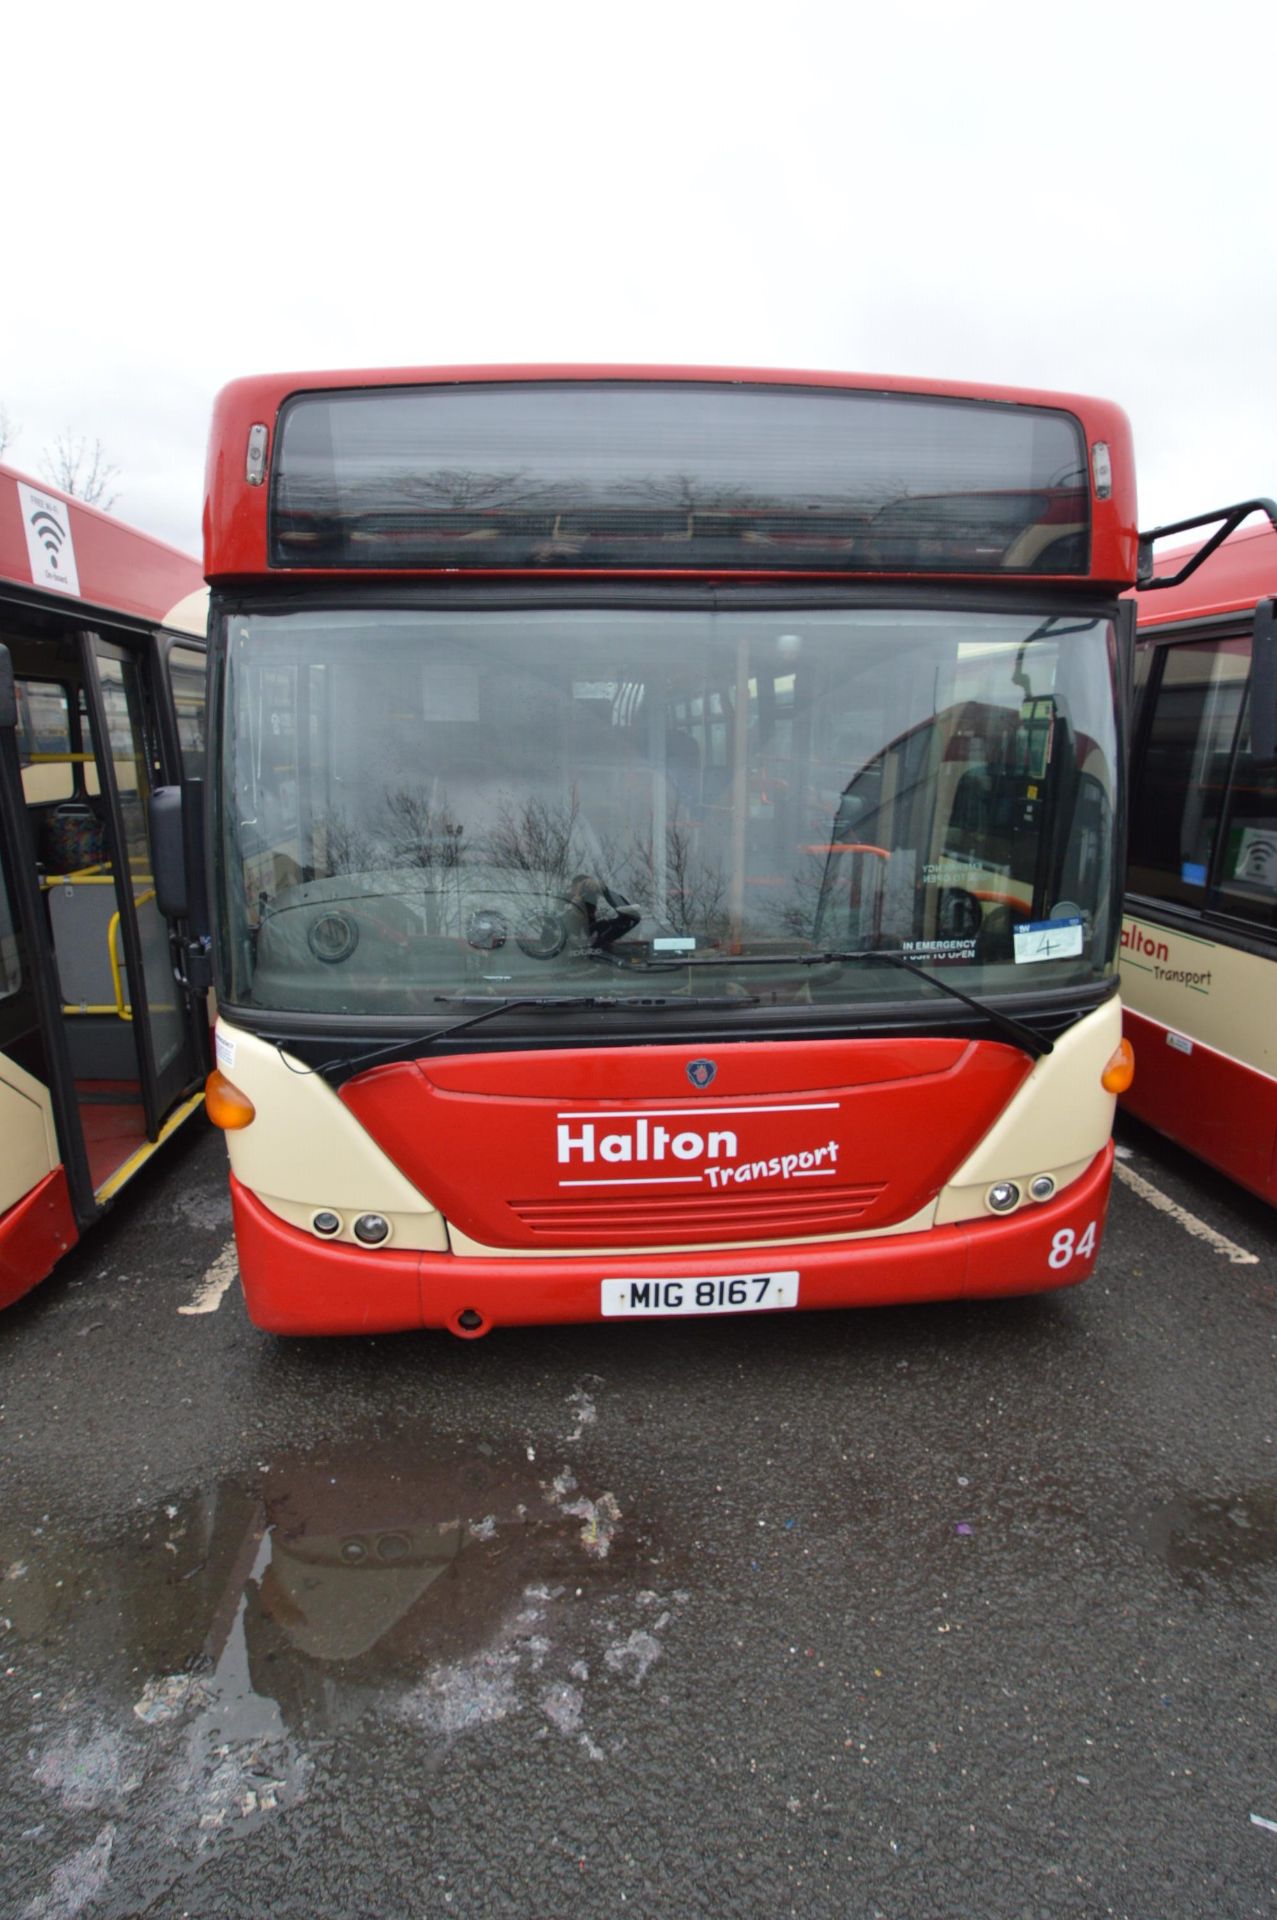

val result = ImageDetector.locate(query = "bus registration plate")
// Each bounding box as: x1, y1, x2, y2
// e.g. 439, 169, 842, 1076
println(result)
600, 1272, 799, 1317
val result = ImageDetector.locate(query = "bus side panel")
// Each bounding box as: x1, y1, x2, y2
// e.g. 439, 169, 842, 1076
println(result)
0, 1167, 78, 1311
227, 1145, 1112, 1337
1122, 1007, 1277, 1204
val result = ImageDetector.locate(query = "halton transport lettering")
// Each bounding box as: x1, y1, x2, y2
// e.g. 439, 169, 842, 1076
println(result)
1121, 924, 1169, 963
555, 1116, 842, 1185
557, 1119, 739, 1164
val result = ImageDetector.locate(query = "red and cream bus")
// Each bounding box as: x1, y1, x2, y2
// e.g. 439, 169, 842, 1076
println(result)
187, 365, 1139, 1336
0, 462, 210, 1309
1121, 502, 1277, 1202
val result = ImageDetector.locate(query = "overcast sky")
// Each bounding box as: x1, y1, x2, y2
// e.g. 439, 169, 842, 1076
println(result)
4, 0, 1272, 558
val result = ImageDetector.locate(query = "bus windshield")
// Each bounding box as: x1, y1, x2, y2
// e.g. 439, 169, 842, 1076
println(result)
217, 602, 1119, 1015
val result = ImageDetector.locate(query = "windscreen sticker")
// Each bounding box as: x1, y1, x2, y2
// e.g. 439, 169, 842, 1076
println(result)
922, 854, 1010, 886
902, 937, 977, 964
1013, 916, 1084, 965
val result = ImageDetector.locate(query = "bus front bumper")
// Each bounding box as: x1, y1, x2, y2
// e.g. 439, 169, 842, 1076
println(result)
227, 1141, 1114, 1336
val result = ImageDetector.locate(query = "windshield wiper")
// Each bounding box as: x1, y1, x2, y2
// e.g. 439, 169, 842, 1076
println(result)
813, 948, 1054, 1058
279, 991, 760, 1080
594, 947, 1052, 1057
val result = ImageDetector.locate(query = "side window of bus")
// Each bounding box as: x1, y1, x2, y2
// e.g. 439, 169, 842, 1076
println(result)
1129, 639, 1156, 739
167, 644, 208, 777
78, 668, 156, 874
1213, 682, 1277, 932
16, 679, 74, 804
0, 848, 20, 998
1127, 636, 1249, 910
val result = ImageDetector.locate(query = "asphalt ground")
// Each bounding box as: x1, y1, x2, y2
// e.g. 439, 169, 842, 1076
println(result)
1, 1111, 1275, 1920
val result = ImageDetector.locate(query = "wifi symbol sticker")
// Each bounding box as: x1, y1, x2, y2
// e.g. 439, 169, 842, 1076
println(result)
30, 509, 67, 559
17, 482, 81, 597
1233, 828, 1277, 890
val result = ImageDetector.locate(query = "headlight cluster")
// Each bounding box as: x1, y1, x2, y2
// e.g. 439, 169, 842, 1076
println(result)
310, 1210, 392, 1245
985, 1174, 1056, 1215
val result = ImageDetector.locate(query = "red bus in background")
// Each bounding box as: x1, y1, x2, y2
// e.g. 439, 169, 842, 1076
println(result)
1121, 503, 1277, 1202
0, 463, 210, 1309
187, 365, 1142, 1337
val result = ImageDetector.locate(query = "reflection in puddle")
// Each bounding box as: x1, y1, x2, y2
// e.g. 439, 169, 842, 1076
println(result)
7, 1420, 683, 1914
1139, 1486, 1277, 1594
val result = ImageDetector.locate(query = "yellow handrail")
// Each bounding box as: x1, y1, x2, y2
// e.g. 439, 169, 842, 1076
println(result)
43, 870, 154, 891
107, 889, 157, 1021
107, 910, 130, 1020
59, 889, 159, 1022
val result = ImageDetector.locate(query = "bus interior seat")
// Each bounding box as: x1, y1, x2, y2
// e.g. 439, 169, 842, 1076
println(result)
38, 799, 108, 873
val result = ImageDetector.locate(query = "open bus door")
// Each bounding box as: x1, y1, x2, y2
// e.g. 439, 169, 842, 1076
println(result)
0, 625, 208, 1309
78, 632, 206, 1145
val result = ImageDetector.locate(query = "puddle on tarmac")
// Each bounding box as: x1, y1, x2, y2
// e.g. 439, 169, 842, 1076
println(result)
3, 1422, 685, 1911
1137, 1485, 1277, 1595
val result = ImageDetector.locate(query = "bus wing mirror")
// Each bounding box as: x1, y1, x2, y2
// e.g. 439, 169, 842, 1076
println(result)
0, 645, 14, 730
1138, 498, 1277, 590
150, 787, 189, 918
151, 781, 209, 937
1253, 598, 1277, 761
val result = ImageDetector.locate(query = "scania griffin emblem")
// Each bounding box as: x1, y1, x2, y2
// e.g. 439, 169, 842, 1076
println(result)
686, 1058, 717, 1090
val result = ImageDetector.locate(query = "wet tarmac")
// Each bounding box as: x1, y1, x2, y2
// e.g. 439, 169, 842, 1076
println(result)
2, 1113, 1276, 1917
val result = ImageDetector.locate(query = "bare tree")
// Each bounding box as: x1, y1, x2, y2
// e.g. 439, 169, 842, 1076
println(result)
0, 405, 17, 459
41, 433, 120, 511
489, 791, 586, 886
380, 785, 467, 872
314, 807, 378, 879
621, 819, 729, 938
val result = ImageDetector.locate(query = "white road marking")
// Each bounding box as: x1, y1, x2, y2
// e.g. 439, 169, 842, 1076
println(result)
1113, 1162, 1260, 1265
178, 1240, 239, 1315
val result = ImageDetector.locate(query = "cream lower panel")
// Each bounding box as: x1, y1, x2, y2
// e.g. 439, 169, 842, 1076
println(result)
946, 997, 1119, 1179
216, 1022, 448, 1252
255, 1190, 449, 1252
0, 1053, 58, 1217
1120, 916, 1277, 1078
933, 997, 1120, 1224
933, 1153, 1097, 1228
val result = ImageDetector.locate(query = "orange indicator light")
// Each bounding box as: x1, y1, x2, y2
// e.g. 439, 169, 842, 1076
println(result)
205, 1069, 256, 1129
1101, 1038, 1135, 1094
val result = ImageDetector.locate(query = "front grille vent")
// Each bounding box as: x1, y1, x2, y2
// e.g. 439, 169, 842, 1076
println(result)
508, 1181, 889, 1245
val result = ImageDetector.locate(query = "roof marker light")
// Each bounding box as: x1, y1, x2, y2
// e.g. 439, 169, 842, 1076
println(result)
245, 424, 269, 487
1091, 441, 1112, 501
